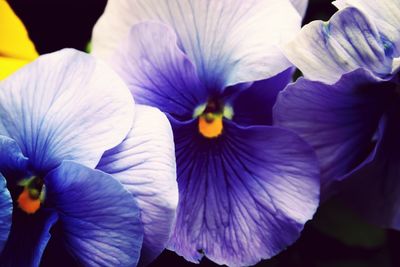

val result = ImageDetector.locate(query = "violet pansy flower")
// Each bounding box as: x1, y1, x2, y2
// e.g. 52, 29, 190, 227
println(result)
92, 1, 320, 266
275, 3, 400, 228
0, 49, 177, 266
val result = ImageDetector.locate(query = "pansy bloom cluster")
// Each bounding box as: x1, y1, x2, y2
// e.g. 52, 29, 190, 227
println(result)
1, 0, 400, 266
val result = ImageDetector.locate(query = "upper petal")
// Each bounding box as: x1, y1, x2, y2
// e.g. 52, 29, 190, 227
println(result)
334, 0, 400, 58
168, 118, 319, 266
283, 7, 394, 84
0, 174, 12, 254
0, 135, 28, 179
93, 0, 301, 88
98, 105, 178, 266
110, 22, 207, 120
45, 161, 143, 267
231, 68, 293, 127
0, 49, 134, 172
274, 69, 395, 197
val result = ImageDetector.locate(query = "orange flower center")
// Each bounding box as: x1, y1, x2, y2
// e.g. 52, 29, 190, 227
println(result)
17, 188, 41, 214
195, 100, 233, 139
198, 113, 223, 138
17, 176, 45, 214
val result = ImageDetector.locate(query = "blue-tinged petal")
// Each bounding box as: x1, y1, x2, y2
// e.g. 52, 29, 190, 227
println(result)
98, 105, 178, 266
0, 49, 134, 173
0, 209, 58, 267
167, 118, 319, 266
45, 161, 143, 267
337, 101, 400, 229
274, 69, 395, 197
290, 0, 309, 17
110, 22, 207, 120
0, 175, 12, 254
231, 68, 293, 127
93, 0, 301, 88
334, 0, 400, 58
0, 135, 28, 179
283, 7, 393, 84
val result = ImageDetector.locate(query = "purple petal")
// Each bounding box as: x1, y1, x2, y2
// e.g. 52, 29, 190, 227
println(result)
98, 105, 178, 266
110, 22, 207, 120
0, 136, 28, 181
45, 161, 143, 267
231, 68, 293, 127
167, 118, 319, 266
338, 101, 400, 229
0, 174, 12, 254
274, 68, 395, 196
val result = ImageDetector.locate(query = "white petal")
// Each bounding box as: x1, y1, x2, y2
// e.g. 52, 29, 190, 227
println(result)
0, 49, 134, 171
97, 105, 178, 265
92, 0, 301, 87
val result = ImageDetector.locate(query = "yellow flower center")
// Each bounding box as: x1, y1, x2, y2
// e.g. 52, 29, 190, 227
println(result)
194, 100, 233, 139
199, 113, 223, 138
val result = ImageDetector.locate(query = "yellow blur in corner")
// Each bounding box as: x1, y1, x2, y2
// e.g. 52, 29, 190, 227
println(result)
0, 0, 38, 80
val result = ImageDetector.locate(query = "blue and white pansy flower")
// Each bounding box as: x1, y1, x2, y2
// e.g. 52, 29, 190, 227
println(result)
0, 49, 177, 266
92, 0, 320, 266
275, 2, 400, 228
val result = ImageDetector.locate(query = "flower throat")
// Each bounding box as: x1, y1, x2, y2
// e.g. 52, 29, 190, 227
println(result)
194, 99, 233, 139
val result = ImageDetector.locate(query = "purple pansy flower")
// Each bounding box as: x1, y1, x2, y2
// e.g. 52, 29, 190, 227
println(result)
274, 3, 400, 228
92, 0, 320, 266
0, 49, 177, 266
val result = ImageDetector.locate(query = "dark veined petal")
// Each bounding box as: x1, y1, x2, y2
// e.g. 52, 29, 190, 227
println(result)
231, 68, 293, 127
110, 22, 207, 120
334, 0, 400, 57
0, 174, 12, 254
0, 209, 58, 267
45, 161, 143, 267
0, 49, 134, 173
93, 0, 301, 88
337, 101, 400, 229
283, 8, 394, 84
98, 105, 178, 266
0, 135, 28, 179
167, 118, 320, 266
274, 69, 395, 197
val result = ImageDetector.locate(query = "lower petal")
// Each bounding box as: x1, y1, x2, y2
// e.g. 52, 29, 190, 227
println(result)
338, 102, 400, 229
168, 119, 320, 266
0, 175, 12, 254
0, 208, 58, 267
274, 69, 395, 196
45, 161, 143, 267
